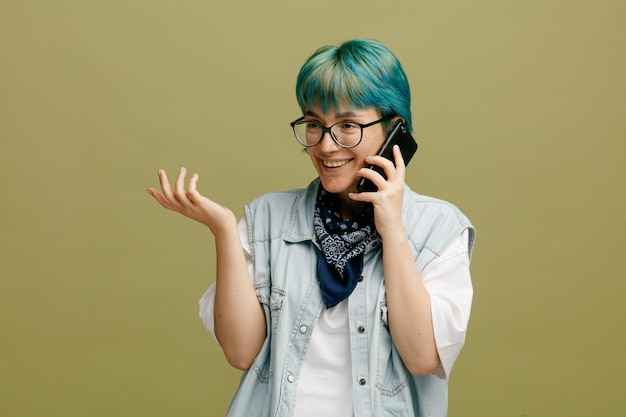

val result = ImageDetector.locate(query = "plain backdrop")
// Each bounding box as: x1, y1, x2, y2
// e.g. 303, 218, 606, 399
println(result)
1, 1, 624, 416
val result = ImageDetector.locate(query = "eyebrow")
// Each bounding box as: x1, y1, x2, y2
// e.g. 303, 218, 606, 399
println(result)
304, 110, 364, 119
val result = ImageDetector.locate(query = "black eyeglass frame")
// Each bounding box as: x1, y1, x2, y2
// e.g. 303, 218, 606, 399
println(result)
289, 115, 394, 149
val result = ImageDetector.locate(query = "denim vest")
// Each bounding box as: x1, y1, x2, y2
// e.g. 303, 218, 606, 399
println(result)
226, 179, 475, 417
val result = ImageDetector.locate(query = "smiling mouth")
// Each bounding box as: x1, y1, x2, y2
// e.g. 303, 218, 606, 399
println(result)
322, 159, 351, 168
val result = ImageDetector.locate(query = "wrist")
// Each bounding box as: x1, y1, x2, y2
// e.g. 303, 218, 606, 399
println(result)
378, 224, 408, 245
207, 211, 238, 237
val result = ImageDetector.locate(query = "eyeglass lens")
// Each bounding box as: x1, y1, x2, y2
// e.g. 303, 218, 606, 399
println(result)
293, 121, 362, 147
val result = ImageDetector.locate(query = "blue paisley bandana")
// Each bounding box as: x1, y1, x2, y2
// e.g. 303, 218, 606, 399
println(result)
314, 186, 379, 308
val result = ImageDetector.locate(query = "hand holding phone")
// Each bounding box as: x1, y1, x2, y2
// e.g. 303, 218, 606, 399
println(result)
356, 120, 418, 192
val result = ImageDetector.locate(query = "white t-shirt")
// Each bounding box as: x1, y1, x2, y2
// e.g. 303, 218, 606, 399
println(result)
199, 218, 471, 417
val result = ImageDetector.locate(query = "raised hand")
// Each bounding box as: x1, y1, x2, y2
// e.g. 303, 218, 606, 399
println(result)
147, 168, 237, 236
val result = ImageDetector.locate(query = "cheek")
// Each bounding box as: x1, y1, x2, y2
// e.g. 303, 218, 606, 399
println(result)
359, 133, 386, 158
357, 144, 380, 162
307, 152, 321, 170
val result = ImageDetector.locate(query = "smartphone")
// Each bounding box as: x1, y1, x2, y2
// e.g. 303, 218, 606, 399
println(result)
356, 120, 418, 192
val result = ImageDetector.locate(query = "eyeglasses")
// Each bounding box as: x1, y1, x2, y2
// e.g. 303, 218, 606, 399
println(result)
290, 115, 393, 148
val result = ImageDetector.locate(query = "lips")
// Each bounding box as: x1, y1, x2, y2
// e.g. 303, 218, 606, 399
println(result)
322, 159, 351, 168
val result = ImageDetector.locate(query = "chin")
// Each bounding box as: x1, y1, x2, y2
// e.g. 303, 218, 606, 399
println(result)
319, 177, 356, 194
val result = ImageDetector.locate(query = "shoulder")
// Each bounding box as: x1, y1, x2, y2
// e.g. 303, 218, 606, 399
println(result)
247, 188, 305, 211
402, 185, 475, 257
244, 179, 319, 241
406, 189, 471, 227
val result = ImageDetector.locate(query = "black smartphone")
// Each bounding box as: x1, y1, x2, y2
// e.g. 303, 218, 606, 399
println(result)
356, 120, 418, 192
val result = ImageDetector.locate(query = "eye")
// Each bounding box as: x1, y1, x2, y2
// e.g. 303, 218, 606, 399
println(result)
305, 121, 322, 129
336, 122, 359, 131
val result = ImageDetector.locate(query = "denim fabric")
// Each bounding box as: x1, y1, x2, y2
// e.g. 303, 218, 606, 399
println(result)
225, 178, 474, 417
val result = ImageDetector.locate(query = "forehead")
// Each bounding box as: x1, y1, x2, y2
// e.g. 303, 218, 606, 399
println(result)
305, 102, 380, 119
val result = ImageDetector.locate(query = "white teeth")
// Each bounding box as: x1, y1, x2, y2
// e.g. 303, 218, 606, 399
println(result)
323, 159, 349, 168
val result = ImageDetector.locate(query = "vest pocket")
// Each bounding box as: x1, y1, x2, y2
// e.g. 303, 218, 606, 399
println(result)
376, 300, 409, 396
255, 283, 286, 329
252, 283, 286, 382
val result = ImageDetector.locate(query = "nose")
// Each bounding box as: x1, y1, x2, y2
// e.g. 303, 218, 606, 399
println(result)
318, 130, 341, 154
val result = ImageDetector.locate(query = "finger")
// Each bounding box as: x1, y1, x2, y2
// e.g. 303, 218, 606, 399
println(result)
147, 187, 177, 210
366, 154, 396, 171
392, 145, 406, 168
369, 147, 404, 184
362, 155, 395, 185
348, 190, 373, 202
157, 169, 175, 200
186, 172, 201, 201
357, 166, 386, 192
146, 187, 161, 198
392, 145, 406, 181
174, 167, 188, 203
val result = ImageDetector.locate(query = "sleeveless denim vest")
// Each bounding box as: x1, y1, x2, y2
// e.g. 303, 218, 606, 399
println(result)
225, 179, 475, 417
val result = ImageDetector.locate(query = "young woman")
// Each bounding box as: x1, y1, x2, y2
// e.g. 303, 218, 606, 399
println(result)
148, 39, 475, 417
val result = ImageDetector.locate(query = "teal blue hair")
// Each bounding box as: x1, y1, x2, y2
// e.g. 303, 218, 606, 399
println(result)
295, 39, 412, 132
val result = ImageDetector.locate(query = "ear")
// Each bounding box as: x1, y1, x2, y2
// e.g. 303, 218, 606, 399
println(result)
392, 115, 406, 125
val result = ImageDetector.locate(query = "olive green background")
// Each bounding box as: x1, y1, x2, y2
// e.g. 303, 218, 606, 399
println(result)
1, 0, 624, 416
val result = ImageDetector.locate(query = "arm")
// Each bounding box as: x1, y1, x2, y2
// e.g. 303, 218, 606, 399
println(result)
380, 229, 440, 375
147, 168, 266, 370
380, 228, 472, 377
213, 220, 266, 370
350, 147, 439, 375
